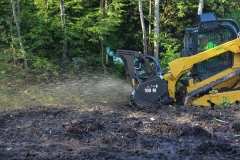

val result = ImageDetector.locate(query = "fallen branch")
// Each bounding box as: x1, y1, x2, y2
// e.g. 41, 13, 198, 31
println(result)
215, 119, 228, 124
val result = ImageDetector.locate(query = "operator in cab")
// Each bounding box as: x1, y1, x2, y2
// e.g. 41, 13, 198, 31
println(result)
200, 36, 216, 50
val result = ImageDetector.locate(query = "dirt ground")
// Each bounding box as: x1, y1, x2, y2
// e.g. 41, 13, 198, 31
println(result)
0, 72, 240, 160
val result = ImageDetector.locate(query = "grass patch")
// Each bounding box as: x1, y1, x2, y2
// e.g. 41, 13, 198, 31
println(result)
215, 96, 235, 109
0, 61, 86, 110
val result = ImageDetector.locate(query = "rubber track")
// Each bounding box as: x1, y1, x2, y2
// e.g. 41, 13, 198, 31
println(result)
184, 69, 240, 105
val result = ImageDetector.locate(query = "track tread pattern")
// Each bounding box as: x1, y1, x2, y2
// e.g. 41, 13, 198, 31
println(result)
184, 70, 240, 105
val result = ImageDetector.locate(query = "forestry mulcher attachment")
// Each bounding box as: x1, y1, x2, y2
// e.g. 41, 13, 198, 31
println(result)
116, 13, 240, 108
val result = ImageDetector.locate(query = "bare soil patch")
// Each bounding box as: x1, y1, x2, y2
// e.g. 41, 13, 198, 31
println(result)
0, 73, 240, 159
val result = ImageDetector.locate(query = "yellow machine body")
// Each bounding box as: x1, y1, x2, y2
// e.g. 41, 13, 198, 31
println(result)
163, 38, 240, 107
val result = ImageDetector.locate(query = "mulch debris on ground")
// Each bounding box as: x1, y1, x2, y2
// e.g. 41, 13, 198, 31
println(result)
0, 104, 240, 159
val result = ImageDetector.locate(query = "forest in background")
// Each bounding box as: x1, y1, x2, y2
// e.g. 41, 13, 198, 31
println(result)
0, 0, 240, 78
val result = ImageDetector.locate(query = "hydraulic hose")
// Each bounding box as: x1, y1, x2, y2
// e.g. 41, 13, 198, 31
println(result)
135, 55, 161, 79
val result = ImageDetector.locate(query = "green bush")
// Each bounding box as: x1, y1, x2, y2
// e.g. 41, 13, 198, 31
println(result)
107, 58, 125, 78
27, 56, 59, 80
159, 42, 181, 69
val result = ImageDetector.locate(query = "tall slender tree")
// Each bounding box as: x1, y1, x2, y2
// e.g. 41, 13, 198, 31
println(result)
60, 0, 67, 74
100, 0, 107, 74
198, 0, 204, 15
138, 0, 147, 55
11, 0, 28, 72
154, 0, 159, 60
148, 0, 153, 55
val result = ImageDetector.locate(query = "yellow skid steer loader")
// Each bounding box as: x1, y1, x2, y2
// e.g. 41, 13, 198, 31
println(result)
116, 13, 240, 108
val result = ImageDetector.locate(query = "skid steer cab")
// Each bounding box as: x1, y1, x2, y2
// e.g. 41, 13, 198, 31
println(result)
116, 13, 240, 108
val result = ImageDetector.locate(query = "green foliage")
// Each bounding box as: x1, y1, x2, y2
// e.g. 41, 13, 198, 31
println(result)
107, 60, 125, 78
53, 70, 59, 77
0, 0, 240, 78
0, 61, 12, 79
0, 61, 10, 70
212, 117, 217, 123
160, 0, 198, 38
159, 40, 181, 69
28, 56, 58, 80
0, 61, 25, 82
215, 96, 234, 109
67, 53, 102, 75
68, 57, 89, 73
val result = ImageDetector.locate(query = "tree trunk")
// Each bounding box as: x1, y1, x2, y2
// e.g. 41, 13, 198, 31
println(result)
11, 0, 28, 73
154, 0, 159, 60
148, 0, 153, 55
198, 0, 204, 15
138, 0, 147, 55
17, 0, 20, 25
60, 0, 67, 74
105, 0, 108, 17
100, 0, 107, 74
